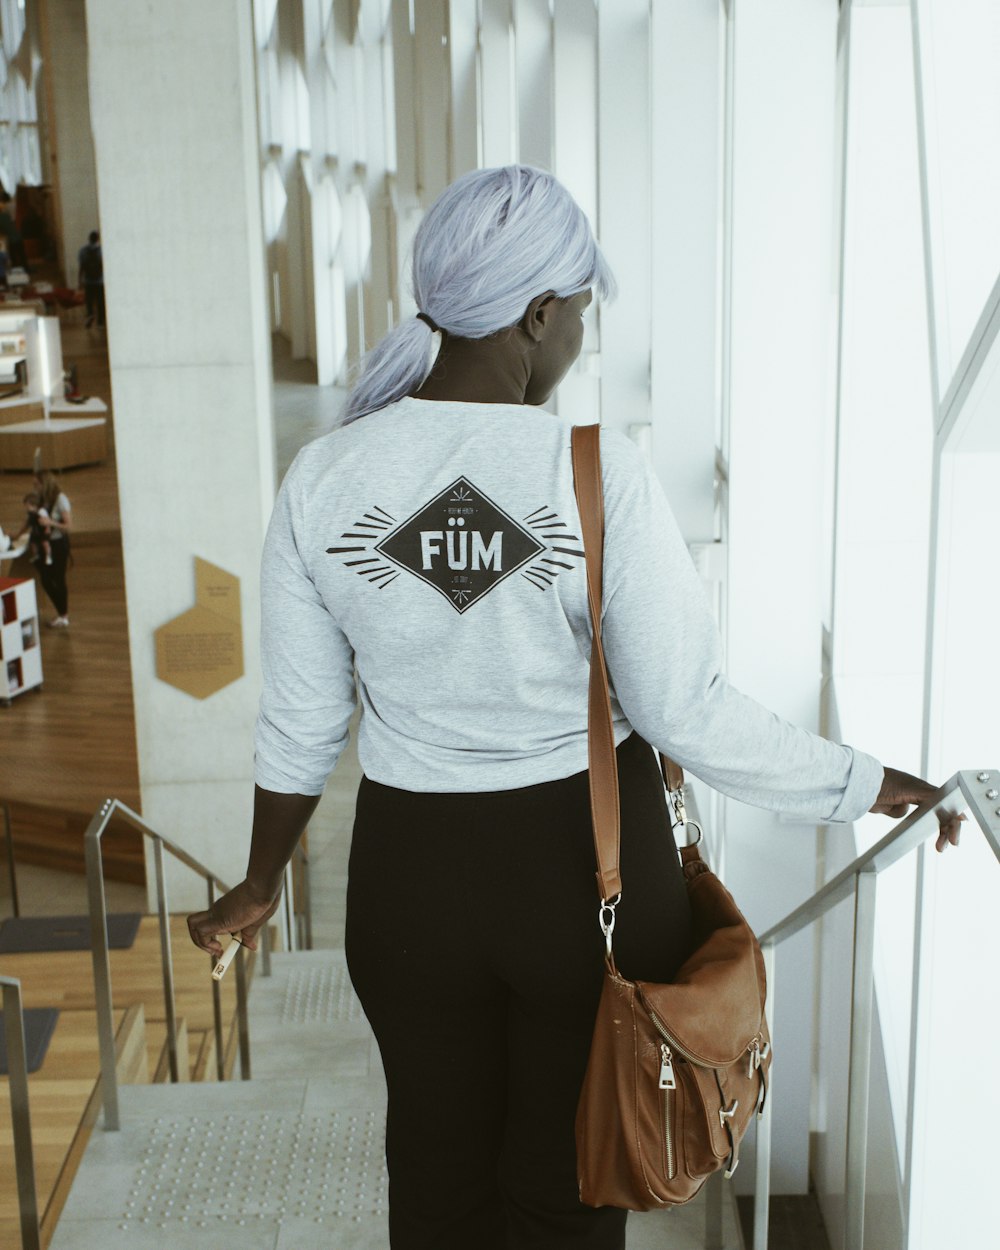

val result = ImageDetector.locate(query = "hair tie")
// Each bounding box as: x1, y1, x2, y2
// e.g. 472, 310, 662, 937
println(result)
416, 311, 441, 334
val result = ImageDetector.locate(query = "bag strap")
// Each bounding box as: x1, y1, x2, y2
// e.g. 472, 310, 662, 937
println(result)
571, 424, 622, 902
570, 424, 688, 904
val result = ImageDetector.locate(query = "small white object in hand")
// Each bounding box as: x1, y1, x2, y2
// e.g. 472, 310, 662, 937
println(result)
212, 936, 242, 981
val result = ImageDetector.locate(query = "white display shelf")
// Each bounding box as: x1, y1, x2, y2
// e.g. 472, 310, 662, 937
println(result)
49, 396, 109, 416
0, 576, 43, 703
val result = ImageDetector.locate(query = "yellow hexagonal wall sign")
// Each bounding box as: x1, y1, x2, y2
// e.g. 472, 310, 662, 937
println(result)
155, 558, 244, 699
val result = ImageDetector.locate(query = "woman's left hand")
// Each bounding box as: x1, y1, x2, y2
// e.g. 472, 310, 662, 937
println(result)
186, 880, 282, 957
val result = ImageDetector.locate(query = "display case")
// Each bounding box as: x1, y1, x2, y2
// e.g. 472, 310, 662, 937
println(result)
0, 576, 42, 704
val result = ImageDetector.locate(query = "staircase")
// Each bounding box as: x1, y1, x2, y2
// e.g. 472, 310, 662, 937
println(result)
23, 724, 745, 1249
48, 945, 742, 1250
0, 915, 257, 1248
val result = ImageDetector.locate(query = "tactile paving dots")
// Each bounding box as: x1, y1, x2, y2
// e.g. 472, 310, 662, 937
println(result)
116, 1108, 388, 1231
281, 964, 367, 1026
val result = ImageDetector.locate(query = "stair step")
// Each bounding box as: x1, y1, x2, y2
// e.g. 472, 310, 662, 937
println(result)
47, 1071, 742, 1249
187, 1028, 219, 1083
49, 1076, 389, 1249
248, 949, 379, 1084
147, 1017, 190, 1084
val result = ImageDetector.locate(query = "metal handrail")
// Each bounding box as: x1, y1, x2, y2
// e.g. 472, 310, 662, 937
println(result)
751, 769, 1000, 1250
1, 976, 40, 1250
85, 797, 253, 1131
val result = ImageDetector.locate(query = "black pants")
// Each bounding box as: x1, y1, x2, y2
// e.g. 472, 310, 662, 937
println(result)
39, 535, 70, 616
84, 283, 105, 326
345, 732, 693, 1250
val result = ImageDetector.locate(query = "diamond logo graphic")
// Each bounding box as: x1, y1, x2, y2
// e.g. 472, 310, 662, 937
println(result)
375, 477, 544, 613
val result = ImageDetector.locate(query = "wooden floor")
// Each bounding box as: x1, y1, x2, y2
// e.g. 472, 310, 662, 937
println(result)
0, 317, 143, 875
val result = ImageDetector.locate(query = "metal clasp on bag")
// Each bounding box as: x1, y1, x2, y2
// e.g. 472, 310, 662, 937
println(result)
669, 784, 703, 848
599, 893, 621, 958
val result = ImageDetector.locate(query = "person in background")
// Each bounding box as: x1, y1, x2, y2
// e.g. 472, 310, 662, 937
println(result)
0, 195, 25, 270
77, 230, 105, 328
33, 470, 72, 627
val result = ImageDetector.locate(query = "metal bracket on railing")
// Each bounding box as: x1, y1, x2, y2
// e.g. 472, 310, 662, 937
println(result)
1, 977, 41, 1250
751, 770, 1000, 1250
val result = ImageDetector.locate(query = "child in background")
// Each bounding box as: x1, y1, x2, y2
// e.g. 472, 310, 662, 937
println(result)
19, 492, 53, 566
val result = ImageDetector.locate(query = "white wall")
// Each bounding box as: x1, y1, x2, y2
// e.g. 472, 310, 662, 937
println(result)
86, 0, 275, 908
39, 0, 100, 283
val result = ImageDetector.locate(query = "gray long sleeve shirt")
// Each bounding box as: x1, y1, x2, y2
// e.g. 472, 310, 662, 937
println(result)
255, 397, 883, 821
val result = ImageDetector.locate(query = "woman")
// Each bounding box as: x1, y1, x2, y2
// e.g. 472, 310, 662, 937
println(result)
35, 470, 72, 627
188, 166, 960, 1250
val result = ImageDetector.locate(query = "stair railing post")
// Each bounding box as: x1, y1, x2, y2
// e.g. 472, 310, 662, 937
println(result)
844, 868, 877, 1250
300, 845, 313, 951
752, 939, 775, 1250
1, 978, 41, 1250
153, 835, 180, 1083
207, 878, 226, 1081
282, 859, 298, 953
85, 800, 120, 1131
234, 943, 251, 1080
3, 800, 19, 918
703, 1170, 724, 1250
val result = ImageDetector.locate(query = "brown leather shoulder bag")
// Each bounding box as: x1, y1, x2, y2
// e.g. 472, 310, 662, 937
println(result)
571, 423, 772, 1210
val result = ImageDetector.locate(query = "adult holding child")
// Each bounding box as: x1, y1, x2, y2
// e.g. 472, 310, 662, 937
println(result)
33, 470, 72, 627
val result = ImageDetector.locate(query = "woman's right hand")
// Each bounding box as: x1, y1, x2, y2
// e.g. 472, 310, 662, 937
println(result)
869, 766, 965, 852
186, 880, 282, 957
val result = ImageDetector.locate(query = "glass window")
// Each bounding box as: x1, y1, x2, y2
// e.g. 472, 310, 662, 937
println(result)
915, 0, 1000, 395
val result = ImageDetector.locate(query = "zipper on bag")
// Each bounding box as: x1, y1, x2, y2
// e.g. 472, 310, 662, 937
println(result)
659, 1042, 677, 1179
648, 1009, 702, 1066
658, 1041, 677, 1090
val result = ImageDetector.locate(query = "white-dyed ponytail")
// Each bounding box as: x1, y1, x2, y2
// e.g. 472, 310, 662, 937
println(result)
341, 165, 615, 424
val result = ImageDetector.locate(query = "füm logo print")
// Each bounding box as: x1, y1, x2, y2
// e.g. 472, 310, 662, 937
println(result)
324, 506, 400, 590
326, 479, 585, 613
376, 478, 544, 613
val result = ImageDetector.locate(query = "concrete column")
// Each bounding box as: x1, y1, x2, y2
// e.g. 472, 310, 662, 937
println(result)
551, 0, 598, 423
649, 0, 723, 547
596, 0, 650, 438
479, 0, 515, 168
86, 0, 275, 908
514, 0, 553, 171
724, 0, 840, 1195
38, 0, 100, 284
